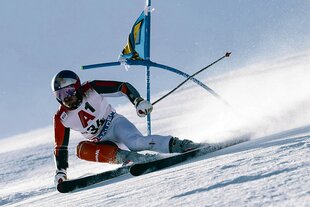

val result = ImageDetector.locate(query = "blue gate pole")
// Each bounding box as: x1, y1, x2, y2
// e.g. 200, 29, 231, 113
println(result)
146, 66, 151, 135
145, 0, 152, 135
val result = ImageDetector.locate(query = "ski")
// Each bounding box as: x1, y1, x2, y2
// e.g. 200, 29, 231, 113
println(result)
57, 165, 131, 193
130, 138, 248, 176
57, 137, 249, 192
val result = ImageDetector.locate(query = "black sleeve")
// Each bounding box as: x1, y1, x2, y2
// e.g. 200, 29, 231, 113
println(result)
88, 80, 142, 105
54, 144, 69, 170
54, 113, 70, 170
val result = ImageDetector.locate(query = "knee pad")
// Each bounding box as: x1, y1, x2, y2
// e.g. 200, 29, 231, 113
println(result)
76, 141, 119, 163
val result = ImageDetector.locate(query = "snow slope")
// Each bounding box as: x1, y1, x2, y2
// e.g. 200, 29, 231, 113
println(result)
1, 51, 310, 206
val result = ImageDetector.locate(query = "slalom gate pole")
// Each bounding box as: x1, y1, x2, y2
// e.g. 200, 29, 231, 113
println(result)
145, 0, 152, 135
152, 52, 231, 105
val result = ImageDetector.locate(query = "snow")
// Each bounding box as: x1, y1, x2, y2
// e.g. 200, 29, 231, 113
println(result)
1, 51, 310, 206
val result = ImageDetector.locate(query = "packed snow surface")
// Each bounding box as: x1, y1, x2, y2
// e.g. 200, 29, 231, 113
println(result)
1, 51, 310, 206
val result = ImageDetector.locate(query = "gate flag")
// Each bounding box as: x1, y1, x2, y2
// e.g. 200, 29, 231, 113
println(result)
120, 12, 146, 61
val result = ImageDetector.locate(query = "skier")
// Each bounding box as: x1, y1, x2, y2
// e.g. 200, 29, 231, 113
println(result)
52, 70, 200, 185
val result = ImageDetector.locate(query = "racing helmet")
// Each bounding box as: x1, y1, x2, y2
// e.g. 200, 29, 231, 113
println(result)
51, 70, 83, 109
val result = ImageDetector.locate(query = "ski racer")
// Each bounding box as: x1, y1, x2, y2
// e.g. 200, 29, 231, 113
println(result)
51, 70, 200, 185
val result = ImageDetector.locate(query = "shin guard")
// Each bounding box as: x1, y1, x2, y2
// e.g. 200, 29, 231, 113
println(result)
76, 141, 119, 164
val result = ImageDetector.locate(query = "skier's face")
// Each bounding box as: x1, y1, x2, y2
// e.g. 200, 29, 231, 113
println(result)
63, 94, 80, 109
55, 85, 82, 109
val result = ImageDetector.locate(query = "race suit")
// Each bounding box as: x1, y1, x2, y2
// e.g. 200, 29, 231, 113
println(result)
53, 80, 171, 170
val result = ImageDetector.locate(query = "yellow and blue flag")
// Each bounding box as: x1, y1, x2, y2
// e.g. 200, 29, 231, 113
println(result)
120, 12, 146, 60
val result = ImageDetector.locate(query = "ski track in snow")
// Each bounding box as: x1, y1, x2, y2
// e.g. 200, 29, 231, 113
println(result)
1, 51, 310, 206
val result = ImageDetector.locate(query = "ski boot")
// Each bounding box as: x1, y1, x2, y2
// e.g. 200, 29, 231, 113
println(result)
169, 137, 202, 153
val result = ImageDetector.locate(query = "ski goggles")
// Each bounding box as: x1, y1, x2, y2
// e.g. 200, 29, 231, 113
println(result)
54, 85, 77, 103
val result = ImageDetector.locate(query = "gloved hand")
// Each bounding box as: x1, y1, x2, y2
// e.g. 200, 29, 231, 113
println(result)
54, 169, 67, 186
134, 97, 153, 117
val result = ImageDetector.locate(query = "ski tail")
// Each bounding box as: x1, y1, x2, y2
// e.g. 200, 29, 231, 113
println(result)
203, 133, 251, 151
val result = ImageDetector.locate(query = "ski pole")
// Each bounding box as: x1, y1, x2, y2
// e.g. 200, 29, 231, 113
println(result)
152, 52, 231, 105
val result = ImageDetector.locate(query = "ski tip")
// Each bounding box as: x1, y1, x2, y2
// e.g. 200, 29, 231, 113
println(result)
56, 181, 73, 193
57, 183, 65, 193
